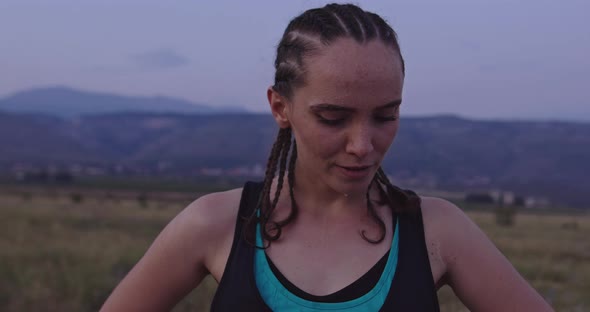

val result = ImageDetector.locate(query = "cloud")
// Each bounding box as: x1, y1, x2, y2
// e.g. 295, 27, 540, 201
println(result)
132, 49, 190, 70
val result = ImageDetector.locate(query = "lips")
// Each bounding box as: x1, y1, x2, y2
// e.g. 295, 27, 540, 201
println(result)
339, 165, 371, 170
336, 164, 373, 179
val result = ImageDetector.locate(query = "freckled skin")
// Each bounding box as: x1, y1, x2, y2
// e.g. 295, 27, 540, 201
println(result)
259, 37, 405, 295
283, 38, 404, 200
100, 35, 553, 312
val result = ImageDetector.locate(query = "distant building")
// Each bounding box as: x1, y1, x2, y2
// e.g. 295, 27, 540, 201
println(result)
501, 192, 515, 206
524, 197, 551, 209
200, 168, 224, 176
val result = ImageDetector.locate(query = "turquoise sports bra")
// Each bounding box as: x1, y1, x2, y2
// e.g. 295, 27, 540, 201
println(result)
254, 218, 400, 311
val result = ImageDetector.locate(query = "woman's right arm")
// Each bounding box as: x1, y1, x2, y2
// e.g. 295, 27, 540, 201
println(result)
100, 189, 241, 312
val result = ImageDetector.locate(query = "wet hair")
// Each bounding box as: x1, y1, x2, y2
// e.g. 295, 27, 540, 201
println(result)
246, 3, 419, 248
273, 3, 406, 100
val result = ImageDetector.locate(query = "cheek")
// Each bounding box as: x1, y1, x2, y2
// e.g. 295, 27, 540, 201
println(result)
375, 122, 399, 151
294, 124, 343, 162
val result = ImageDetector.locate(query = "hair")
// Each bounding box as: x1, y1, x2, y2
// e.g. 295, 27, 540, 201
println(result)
245, 3, 419, 248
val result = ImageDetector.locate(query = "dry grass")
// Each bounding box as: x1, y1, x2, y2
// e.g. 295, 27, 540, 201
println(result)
0, 191, 588, 311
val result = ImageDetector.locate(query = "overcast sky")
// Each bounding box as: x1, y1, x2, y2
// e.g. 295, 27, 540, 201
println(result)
1, 0, 588, 121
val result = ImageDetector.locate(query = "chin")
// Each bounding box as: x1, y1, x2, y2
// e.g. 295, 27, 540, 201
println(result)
330, 175, 375, 195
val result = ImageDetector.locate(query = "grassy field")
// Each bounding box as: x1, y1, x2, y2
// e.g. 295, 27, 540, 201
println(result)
0, 188, 588, 311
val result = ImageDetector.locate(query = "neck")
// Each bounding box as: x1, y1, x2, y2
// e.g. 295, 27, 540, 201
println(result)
288, 162, 378, 218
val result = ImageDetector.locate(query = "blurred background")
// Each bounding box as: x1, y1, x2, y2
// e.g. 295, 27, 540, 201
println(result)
0, 0, 588, 311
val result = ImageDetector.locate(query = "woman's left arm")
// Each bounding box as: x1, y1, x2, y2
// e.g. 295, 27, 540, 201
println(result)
421, 197, 554, 312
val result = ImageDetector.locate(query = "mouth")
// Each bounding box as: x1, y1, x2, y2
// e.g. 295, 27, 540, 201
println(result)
335, 164, 373, 179
338, 165, 372, 170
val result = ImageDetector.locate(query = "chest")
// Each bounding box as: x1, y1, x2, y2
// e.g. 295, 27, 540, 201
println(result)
263, 220, 393, 296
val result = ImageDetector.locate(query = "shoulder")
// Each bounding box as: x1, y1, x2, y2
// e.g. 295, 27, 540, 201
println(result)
416, 196, 469, 288
99, 187, 246, 312
161, 187, 244, 244
178, 187, 244, 262
140, 186, 245, 281
185, 187, 248, 280
419, 196, 479, 247
418, 196, 489, 278
418, 196, 553, 311
145, 187, 245, 271
418, 196, 472, 253
419, 196, 465, 223
181, 187, 244, 231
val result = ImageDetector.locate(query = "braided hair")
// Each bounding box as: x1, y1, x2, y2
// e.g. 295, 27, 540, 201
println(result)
245, 3, 419, 248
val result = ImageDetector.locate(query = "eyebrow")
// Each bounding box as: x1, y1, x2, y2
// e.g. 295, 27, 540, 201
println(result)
310, 100, 402, 112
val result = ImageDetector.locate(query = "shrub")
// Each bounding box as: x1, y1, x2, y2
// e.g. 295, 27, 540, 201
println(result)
137, 193, 148, 208
495, 205, 516, 226
70, 193, 83, 204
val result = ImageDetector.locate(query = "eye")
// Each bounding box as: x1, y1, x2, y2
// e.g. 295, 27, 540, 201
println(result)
317, 116, 346, 126
374, 106, 400, 123
316, 112, 348, 126
374, 115, 398, 123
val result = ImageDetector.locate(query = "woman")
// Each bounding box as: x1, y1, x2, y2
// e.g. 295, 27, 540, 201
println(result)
101, 3, 553, 311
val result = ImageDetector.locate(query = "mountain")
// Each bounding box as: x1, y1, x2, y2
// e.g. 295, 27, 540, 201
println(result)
0, 87, 247, 118
1, 112, 589, 208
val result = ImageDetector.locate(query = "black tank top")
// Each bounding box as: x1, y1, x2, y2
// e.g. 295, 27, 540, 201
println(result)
210, 181, 440, 311
266, 248, 389, 302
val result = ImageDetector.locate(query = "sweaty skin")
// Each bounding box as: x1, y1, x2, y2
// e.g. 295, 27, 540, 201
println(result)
100, 38, 553, 312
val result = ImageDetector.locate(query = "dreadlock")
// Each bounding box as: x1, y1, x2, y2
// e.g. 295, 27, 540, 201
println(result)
245, 3, 418, 248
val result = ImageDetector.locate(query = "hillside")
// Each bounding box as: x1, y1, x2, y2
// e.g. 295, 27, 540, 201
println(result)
1, 112, 589, 207
0, 87, 246, 117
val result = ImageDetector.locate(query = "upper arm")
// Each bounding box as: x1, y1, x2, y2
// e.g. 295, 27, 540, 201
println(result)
100, 188, 241, 312
421, 197, 554, 312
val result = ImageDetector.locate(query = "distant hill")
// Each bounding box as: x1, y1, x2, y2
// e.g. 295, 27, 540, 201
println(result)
1, 112, 589, 208
0, 87, 247, 118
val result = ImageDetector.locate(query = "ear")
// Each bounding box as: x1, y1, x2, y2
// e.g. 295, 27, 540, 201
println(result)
267, 87, 291, 128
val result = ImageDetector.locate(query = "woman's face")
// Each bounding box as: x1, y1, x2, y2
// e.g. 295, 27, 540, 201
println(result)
280, 38, 404, 196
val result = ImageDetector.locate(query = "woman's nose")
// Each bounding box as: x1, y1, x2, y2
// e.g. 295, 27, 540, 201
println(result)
345, 125, 374, 159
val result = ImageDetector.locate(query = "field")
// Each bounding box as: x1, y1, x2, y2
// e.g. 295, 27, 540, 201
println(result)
0, 187, 588, 311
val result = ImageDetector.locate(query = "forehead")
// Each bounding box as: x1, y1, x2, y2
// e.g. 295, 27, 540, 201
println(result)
293, 38, 403, 107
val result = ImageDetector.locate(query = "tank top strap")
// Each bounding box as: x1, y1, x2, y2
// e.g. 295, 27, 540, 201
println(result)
211, 182, 440, 311
210, 181, 272, 311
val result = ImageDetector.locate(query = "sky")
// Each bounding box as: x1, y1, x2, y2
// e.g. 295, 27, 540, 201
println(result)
0, 0, 589, 121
